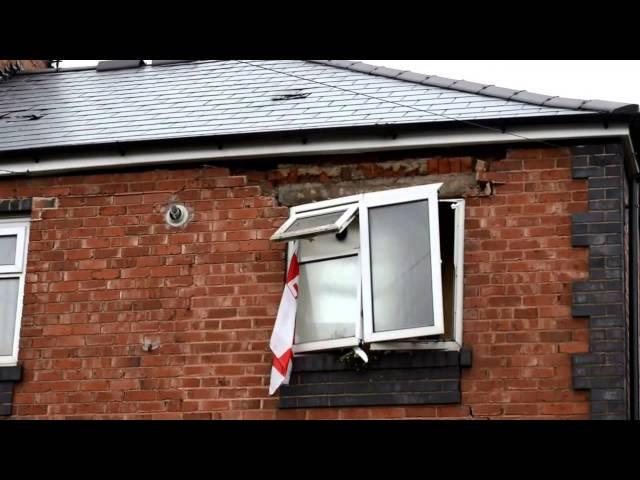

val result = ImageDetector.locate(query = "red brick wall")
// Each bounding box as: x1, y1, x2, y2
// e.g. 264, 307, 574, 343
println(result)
1, 146, 590, 419
461, 149, 589, 419
0, 60, 49, 76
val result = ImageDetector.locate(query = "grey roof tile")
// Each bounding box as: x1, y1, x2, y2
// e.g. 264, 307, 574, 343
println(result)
315, 60, 358, 69
542, 97, 585, 110
510, 91, 554, 105
0, 59, 634, 154
397, 71, 428, 83
449, 80, 487, 94
476, 85, 520, 99
369, 66, 405, 78
420, 75, 457, 88
344, 62, 378, 74
581, 99, 637, 113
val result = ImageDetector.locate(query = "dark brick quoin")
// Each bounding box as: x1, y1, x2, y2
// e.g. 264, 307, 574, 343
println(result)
279, 350, 471, 409
570, 143, 629, 420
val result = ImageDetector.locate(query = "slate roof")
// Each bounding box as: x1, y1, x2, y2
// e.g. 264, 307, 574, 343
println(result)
0, 60, 636, 154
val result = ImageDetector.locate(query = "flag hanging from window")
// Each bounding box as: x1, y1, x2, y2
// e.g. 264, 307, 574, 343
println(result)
269, 241, 300, 395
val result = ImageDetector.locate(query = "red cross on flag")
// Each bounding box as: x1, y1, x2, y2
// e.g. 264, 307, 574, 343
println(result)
269, 241, 300, 395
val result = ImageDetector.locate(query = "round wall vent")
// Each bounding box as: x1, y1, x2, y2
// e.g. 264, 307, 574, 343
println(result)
165, 203, 190, 227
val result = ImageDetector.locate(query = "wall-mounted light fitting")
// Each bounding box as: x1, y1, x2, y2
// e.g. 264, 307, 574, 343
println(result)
165, 203, 190, 227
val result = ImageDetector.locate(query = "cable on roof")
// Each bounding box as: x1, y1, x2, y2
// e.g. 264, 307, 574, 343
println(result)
233, 60, 571, 150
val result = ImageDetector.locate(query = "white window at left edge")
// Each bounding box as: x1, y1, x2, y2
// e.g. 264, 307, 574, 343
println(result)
0, 217, 30, 366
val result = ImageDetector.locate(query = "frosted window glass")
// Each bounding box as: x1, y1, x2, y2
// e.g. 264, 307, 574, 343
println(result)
295, 255, 359, 344
0, 235, 17, 265
0, 278, 19, 356
369, 200, 434, 332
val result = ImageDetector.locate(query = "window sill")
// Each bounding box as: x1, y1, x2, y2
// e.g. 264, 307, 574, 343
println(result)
279, 349, 472, 409
0, 364, 22, 417
0, 365, 21, 381
369, 340, 462, 352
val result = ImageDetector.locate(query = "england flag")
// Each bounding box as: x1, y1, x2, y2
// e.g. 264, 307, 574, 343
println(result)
269, 241, 300, 395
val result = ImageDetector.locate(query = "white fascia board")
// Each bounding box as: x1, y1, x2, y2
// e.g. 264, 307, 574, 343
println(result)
0, 123, 631, 176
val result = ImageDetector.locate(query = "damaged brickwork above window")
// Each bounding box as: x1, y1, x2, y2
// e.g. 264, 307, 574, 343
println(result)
271, 157, 496, 207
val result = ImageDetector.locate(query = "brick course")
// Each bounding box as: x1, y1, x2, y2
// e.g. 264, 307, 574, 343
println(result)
0, 145, 594, 419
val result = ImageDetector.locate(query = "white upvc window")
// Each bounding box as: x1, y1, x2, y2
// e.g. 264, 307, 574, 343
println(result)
274, 184, 465, 353
370, 198, 465, 351
0, 217, 30, 366
360, 184, 444, 342
271, 202, 358, 242
286, 196, 362, 353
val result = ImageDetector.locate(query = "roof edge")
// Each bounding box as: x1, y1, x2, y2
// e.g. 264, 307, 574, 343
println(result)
309, 60, 639, 115
0, 121, 630, 177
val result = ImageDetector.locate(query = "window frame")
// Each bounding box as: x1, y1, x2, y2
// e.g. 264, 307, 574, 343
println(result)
271, 203, 359, 242
0, 217, 30, 367
288, 225, 363, 355
0, 226, 27, 274
282, 185, 466, 354
284, 195, 364, 353
360, 183, 445, 343
369, 198, 465, 351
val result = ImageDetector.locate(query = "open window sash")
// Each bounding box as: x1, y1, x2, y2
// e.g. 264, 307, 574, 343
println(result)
369, 198, 466, 351
360, 183, 445, 343
271, 204, 358, 242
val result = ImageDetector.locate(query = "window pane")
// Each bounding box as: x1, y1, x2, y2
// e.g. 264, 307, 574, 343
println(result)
295, 255, 359, 344
369, 200, 434, 332
298, 218, 359, 261
0, 235, 17, 265
286, 211, 344, 234
0, 278, 19, 356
